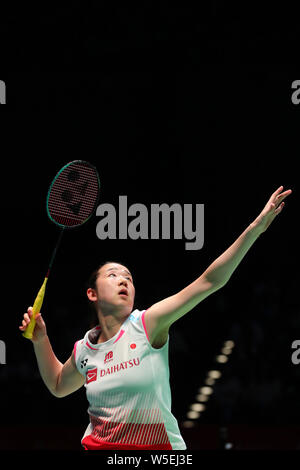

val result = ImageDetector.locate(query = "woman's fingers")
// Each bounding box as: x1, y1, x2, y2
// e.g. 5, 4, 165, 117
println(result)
19, 319, 28, 330
24, 313, 32, 324
272, 186, 284, 198
271, 186, 291, 213
274, 201, 285, 214
19, 307, 33, 330
276, 189, 292, 203
269, 187, 292, 209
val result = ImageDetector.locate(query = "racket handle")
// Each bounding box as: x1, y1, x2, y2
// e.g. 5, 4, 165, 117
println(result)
23, 277, 48, 340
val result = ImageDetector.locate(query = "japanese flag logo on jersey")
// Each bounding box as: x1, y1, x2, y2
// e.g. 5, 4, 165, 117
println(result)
86, 367, 97, 384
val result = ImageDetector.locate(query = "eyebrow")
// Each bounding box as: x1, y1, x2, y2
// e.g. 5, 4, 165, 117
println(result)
106, 267, 132, 277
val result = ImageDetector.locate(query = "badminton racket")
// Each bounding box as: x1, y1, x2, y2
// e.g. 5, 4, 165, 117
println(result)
23, 160, 100, 339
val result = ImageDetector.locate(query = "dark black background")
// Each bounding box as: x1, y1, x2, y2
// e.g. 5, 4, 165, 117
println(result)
0, 0, 299, 451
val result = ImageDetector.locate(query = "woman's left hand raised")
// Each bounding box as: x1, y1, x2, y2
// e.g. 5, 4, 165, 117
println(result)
252, 186, 292, 233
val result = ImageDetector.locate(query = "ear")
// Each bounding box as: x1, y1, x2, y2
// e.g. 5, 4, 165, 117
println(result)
87, 288, 97, 302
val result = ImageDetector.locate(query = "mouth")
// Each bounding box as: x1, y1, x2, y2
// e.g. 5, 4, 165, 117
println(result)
118, 289, 128, 297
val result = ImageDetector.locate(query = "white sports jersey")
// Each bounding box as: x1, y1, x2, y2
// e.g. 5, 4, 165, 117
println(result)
74, 308, 187, 450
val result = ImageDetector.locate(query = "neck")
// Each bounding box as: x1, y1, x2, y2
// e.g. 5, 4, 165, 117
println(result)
96, 310, 128, 344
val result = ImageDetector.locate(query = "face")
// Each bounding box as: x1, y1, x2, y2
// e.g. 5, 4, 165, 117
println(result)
87, 263, 135, 315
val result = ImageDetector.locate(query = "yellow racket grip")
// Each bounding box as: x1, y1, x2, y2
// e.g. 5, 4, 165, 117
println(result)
23, 277, 48, 340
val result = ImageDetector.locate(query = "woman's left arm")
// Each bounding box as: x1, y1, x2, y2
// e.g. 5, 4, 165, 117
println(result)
199, 185, 292, 287
145, 186, 292, 344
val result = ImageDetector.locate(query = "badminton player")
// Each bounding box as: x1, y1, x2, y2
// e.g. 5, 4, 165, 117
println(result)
19, 186, 292, 450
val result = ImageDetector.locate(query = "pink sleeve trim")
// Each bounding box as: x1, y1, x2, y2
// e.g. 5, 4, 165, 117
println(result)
73, 341, 79, 361
141, 309, 150, 343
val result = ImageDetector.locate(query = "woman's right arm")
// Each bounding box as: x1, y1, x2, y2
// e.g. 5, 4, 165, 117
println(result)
20, 307, 85, 398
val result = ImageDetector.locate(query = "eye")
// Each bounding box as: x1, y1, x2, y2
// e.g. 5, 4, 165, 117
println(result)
108, 273, 116, 277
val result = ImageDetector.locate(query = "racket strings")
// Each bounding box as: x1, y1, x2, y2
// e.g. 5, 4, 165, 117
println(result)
47, 161, 100, 228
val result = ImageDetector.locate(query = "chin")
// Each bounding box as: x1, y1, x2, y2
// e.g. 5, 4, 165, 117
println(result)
122, 304, 133, 315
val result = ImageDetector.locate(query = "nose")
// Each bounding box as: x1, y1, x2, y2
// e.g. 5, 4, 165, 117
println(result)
118, 277, 128, 287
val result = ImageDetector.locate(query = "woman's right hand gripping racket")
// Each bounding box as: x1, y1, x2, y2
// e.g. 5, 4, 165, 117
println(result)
19, 307, 47, 342
21, 279, 48, 340
22, 160, 100, 340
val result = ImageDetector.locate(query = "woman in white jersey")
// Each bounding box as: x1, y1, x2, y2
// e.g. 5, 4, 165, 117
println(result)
19, 186, 291, 450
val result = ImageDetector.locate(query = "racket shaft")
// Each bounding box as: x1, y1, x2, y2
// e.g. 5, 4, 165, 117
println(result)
23, 277, 48, 339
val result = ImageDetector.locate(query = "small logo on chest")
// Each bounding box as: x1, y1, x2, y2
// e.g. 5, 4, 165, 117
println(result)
86, 367, 97, 384
104, 351, 113, 363
81, 358, 88, 368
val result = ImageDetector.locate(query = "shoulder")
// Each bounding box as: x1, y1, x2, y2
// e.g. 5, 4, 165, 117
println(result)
127, 308, 144, 323
130, 308, 169, 349
73, 327, 96, 362
126, 308, 149, 338
73, 337, 84, 363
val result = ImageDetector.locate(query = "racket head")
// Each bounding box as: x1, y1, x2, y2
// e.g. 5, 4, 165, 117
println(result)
46, 160, 100, 229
